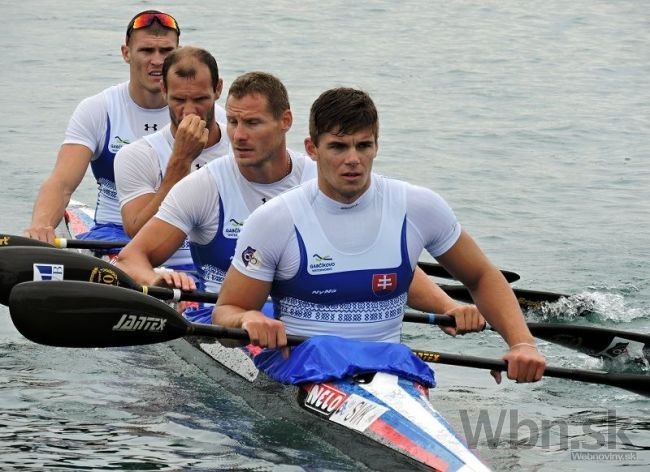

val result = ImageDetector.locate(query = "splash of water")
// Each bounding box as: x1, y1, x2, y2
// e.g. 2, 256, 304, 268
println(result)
527, 291, 645, 323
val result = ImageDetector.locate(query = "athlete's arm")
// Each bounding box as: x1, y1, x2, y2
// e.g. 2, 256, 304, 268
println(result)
407, 267, 485, 336
213, 266, 287, 350
119, 116, 208, 237
24, 144, 93, 243
435, 230, 545, 382
115, 217, 193, 289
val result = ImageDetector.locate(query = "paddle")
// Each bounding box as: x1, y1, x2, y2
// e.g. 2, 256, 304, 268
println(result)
8, 280, 649, 397
0, 234, 128, 250
418, 261, 520, 283
2, 233, 521, 283
404, 312, 650, 361
436, 283, 568, 309
0, 245, 561, 311
0, 246, 217, 306
0, 246, 621, 361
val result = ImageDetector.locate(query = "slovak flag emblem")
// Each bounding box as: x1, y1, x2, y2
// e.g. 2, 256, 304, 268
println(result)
372, 273, 397, 296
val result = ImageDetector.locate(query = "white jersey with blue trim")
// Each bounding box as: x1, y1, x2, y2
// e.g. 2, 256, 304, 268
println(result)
231, 175, 462, 342
155, 151, 317, 292
63, 81, 227, 226
114, 122, 230, 269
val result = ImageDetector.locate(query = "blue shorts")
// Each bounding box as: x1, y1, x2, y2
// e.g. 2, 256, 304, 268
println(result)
76, 223, 129, 255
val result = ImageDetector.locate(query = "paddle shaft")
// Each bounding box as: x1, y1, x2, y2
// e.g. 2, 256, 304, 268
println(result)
9, 281, 648, 397
403, 312, 650, 360
411, 349, 649, 396
0, 234, 128, 250
417, 261, 520, 283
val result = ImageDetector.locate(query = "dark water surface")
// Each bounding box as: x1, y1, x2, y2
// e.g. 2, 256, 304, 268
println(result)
1, 1, 648, 470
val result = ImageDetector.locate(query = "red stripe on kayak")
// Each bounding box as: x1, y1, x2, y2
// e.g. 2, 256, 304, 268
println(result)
64, 209, 92, 236
369, 419, 451, 471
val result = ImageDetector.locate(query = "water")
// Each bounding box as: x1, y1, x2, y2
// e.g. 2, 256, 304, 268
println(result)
1, 1, 649, 470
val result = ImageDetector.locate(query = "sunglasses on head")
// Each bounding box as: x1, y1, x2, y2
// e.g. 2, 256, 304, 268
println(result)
126, 12, 180, 39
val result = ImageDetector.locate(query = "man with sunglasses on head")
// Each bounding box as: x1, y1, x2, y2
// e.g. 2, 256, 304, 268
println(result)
23, 10, 226, 246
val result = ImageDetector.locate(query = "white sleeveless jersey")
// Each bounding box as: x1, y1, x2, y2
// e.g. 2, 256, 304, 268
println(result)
270, 178, 412, 342
140, 122, 231, 268
92, 83, 169, 225
189, 151, 316, 293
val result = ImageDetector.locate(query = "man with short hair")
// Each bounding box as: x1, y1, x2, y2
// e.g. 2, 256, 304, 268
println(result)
23, 10, 225, 244
214, 87, 545, 384
114, 46, 229, 271
115, 71, 315, 318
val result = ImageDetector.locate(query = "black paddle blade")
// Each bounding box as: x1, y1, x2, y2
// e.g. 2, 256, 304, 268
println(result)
0, 246, 141, 305
0, 234, 51, 248
438, 284, 568, 309
8, 281, 190, 347
527, 323, 650, 360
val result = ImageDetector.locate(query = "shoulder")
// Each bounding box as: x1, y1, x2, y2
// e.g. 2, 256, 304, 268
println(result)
166, 166, 219, 210
115, 137, 153, 161
114, 138, 156, 175
72, 82, 129, 116
396, 178, 452, 211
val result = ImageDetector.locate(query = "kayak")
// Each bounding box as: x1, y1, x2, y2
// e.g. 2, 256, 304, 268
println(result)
62, 199, 491, 471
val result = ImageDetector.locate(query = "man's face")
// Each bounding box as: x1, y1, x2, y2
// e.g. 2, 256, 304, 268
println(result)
226, 93, 292, 167
305, 128, 378, 204
162, 60, 221, 129
121, 29, 178, 94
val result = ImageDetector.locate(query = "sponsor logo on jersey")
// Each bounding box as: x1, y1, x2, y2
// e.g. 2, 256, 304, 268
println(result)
144, 123, 158, 132
112, 314, 166, 332
309, 253, 335, 272
109, 135, 130, 153
224, 218, 244, 238
372, 273, 397, 296
241, 246, 261, 268
89, 267, 119, 285
311, 288, 337, 295
303, 383, 348, 417
33, 263, 64, 281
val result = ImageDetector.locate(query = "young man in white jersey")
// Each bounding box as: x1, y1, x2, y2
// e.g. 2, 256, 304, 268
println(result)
114, 47, 230, 271
23, 11, 226, 245
214, 88, 545, 384
116, 74, 482, 329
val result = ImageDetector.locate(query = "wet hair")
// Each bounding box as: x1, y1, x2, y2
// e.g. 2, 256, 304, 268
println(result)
309, 88, 379, 146
125, 10, 181, 45
227, 71, 290, 119
162, 46, 220, 91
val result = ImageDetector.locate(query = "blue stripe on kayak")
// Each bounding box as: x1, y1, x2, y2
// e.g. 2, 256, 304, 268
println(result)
331, 378, 468, 471
397, 377, 468, 445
